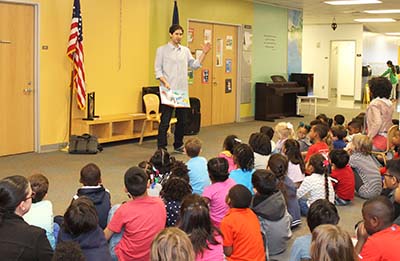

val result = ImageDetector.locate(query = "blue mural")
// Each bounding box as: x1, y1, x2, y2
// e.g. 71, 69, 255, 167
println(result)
288, 10, 303, 76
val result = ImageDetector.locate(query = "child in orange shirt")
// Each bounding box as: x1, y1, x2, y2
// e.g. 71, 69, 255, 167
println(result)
220, 184, 266, 261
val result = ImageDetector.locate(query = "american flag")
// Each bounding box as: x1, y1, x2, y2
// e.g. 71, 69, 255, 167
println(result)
67, 0, 86, 110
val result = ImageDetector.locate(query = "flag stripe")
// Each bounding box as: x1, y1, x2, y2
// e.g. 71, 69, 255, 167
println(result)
67, 0, 86, 110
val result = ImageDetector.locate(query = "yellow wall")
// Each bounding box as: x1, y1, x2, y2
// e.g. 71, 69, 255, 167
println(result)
9, 0, 150, 146
6, 0, 273, 147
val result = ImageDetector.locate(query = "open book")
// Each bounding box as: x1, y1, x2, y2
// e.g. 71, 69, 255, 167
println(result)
160, 86, 190, 108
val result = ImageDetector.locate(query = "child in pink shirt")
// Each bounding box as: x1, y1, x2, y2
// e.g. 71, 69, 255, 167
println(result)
203, 157, 236, 227
218, 135, 241, 173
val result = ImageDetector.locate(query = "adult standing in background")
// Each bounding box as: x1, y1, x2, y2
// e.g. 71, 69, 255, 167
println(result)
365, 77, 394, 151
155, 24, 211, 153
381, 60, 398, 100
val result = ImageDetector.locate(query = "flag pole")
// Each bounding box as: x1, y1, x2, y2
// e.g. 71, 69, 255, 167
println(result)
68, 70, 74, 140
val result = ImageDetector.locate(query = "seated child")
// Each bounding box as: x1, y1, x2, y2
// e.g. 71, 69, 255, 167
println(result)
251, 169, 292, 256
381, 159, 400, 219
310, 224, 354, 261
249, 132, 271, 170
150, 227, 195, 261
160, 175, 192, 227
52, 241, 86, 261
268, 154, 301, 228
150, 148, 174, 179
296, 122, 311, 153
229, 143, 255, 194
333, 114, 345, 126
297, 154, 335, 216
355, 196, 400, 260
316, 113, 333, 128
348, 135, 382, 199
274, 122, 294, 154
203, 157, 236, 227
58, 197, 112, 261
23, 173, 56, 249
220, 185, 266, 261
345, 119, 362, 145
329, 149, 355, 206
260, 126, 276, 153
185, 137, 211, 195
105, 167, 166, 261
305, 124, 330, 163
138, 160, 162, 197
218, 135, 241, 172
331, 125, 347, 150
179, 194, 224, 260
289, 199, 339, 261
283, 139, 306, 187
73, 163, 111, 229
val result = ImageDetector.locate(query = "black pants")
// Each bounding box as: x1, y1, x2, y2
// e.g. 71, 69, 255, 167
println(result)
157, 104, 188, 149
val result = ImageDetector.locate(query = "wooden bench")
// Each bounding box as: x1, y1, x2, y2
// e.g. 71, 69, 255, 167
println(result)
72, 113, 159, 144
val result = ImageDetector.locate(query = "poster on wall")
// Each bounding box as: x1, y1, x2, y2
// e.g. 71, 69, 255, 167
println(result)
202, 69, 209, 84
204, 29, 212, 44
216, 38, 223, 67
188, 69, 194, 85
225, 59, 232, 73
226, 35, 233, 50
188, 28, 194, 43
225, 79, 232, 93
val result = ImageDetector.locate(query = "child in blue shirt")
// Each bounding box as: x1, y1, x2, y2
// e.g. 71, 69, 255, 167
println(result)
185, 137, 211, 194
229, 143, 255, 194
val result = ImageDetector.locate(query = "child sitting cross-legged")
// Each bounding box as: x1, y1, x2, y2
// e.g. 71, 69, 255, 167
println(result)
104, 167, 166, 261
220, 184, 266, 261
185, 137, 211, 195
249, 132, 272, 170
203, 157, 236, 227
218, 135, 241, 172
305, 124, 330, 163
331, 125, 348, 150
329, 149, 355, 206
23, 173, 56, 249
251, 169, 292, 257
58, 196, 112, 261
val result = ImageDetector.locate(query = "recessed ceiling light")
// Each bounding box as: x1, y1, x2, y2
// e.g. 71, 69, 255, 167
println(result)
364, 9, 400, 14
354, 18, 396, 22
386, 32, 400, 36
324, 0, 382, 5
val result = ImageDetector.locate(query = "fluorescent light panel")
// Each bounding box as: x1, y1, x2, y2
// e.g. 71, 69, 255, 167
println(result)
364, 9, 400, 14
386, 32, 400, 36
324, 0, 382, 5
354, 18, 396, 22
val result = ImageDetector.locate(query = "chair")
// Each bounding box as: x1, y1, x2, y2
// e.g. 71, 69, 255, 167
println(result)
139, 94, 177, 145
371, 124, 399, 165
296, 95, 318, 116
270, 75, 287, 83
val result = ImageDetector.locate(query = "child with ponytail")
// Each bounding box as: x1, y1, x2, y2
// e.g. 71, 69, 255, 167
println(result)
297, 154, 335, 216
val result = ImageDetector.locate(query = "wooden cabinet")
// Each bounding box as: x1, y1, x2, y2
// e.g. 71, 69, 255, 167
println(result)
72, 113, 158, 144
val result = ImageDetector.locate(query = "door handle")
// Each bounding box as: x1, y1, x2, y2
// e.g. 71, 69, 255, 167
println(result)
23, 88, 33, 93
0, 40, 11, 44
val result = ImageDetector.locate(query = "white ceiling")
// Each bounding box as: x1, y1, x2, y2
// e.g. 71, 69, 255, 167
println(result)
254, 0, 400, 34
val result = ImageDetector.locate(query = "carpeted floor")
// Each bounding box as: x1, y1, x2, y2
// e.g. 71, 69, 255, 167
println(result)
0, 100, 393, 260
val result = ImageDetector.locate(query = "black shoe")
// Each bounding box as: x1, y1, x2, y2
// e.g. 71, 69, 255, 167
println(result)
173, 145, 185, 154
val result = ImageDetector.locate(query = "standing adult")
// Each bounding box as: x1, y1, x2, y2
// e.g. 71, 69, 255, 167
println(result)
381, 60, 398, 100
0, 175, 53, 260
155, 24, 211, 153
365, 77, 394, 151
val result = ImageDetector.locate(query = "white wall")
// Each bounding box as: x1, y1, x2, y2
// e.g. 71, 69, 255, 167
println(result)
363, 32, 399, 76
302, 24, 363, 100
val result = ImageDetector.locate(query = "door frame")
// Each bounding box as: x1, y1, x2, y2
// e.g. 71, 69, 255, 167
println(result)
1, 0, 40, 153
187, 19, 242, 123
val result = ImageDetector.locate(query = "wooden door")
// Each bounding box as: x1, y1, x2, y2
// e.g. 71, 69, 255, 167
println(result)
0, 3, 35, 156
212, 24, 237, 125
188, 22, 213, 126
188, 21, 238, 126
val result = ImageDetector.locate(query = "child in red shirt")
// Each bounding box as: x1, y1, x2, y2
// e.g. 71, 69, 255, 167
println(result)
220, 185, 266, 261
305, 124, 329, 163
329, 149, 355, 205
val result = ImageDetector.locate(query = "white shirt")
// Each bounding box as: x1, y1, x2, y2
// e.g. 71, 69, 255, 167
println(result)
297, 173, 335, 206
287, 161, 305, 183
